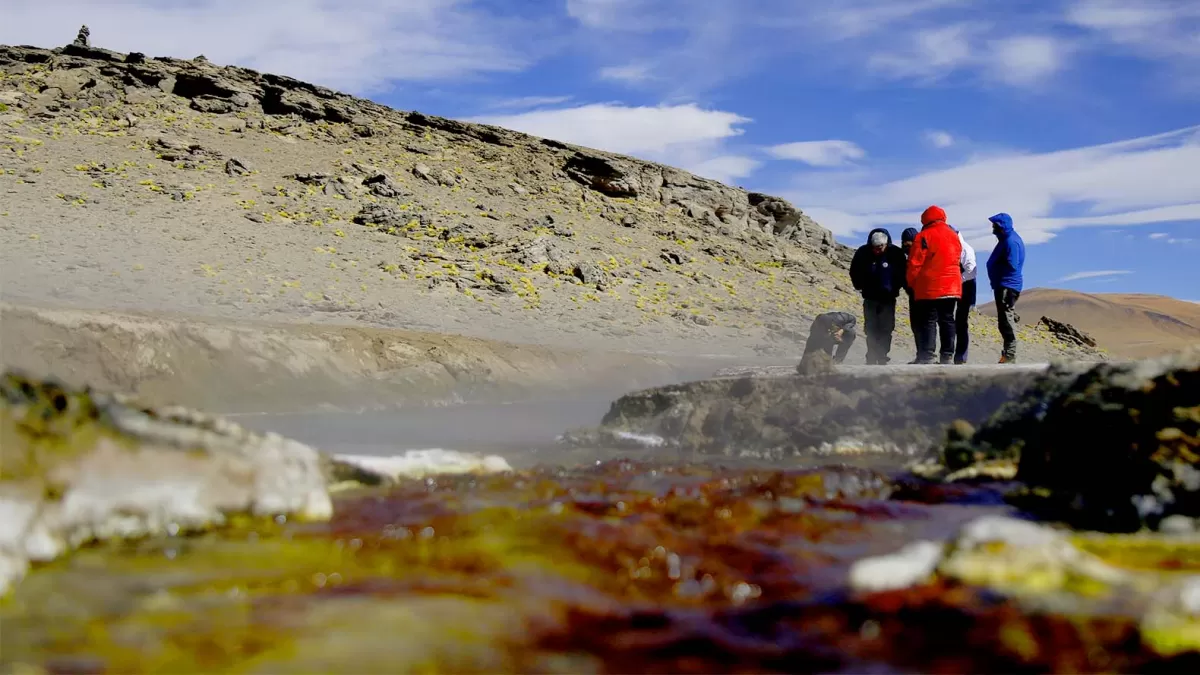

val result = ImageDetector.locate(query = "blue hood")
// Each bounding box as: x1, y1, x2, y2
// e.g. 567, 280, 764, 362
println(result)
989, 213, 1015, 236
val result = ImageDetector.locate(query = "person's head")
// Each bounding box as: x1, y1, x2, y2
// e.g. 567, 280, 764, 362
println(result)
989, 212, 1014, 238
901, 227, 918, 254
869, 230, 888, 255
920, 205, 947, 229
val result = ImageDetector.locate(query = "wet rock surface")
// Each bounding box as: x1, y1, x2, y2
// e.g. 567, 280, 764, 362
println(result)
0, 370, 510, 595
579, 365, 1077, 460
3, 357, 1200, 671
929, 346, 1200, 532
3, 458, 1198, 673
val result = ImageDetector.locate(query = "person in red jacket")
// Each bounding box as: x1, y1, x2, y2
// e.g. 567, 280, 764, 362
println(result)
905, 205, 963, 364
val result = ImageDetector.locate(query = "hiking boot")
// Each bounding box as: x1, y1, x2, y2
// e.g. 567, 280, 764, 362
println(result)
939, 355, 954, 365
998, 354, 1016, 364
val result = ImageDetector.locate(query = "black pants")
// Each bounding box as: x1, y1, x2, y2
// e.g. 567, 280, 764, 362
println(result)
802, 328, 856, 363
954, 279, 976, 363
994, 287, 1021, 360
913, 298, 957, 364
863, 298, 897, 365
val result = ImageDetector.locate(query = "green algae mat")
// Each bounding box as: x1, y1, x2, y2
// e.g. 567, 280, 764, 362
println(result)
4, 460, 1198, 674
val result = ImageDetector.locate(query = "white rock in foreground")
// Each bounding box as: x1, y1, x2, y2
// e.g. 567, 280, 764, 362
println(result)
847, 541, 944, 592
333, 449, 513, 482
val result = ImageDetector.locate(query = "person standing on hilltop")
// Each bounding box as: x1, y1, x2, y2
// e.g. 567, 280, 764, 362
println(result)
849, 229, 906, 364
800, 311, 857, 366
899, 227, 919, 359
905, 206, 962, 364
986, 212, 1026, 363
948, 224, 978, 364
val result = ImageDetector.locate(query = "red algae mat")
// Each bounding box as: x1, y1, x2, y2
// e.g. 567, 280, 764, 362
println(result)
2, 460, 1197, 673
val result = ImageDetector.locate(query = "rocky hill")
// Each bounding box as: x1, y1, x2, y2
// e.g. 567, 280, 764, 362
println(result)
0, 35, 1096, 367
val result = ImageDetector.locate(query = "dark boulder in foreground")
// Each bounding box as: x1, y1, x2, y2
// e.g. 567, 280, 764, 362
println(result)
933, 346, 1200, 532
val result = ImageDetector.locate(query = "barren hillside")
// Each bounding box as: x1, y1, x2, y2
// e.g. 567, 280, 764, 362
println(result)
0, 36, 1096, 369
979, 288, 1200, 359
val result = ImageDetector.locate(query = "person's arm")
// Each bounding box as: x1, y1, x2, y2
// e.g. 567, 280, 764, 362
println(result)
1005, 238, 1019, 275
960, 236, 976, 277
905, 236, 927, 290
849, 249, 866, 290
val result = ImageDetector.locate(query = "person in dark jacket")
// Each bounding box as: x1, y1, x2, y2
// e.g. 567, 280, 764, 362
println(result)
801, 311, 856, 364
905, 206, 962, 364
899, 227, 919, 362
849, 228, 906, 364
985, 212, 1026, 363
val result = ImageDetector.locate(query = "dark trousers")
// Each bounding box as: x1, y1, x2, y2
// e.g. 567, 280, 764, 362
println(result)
913, 298, 958, 364
994, 287, 1021, 360
954, 279, 976, 363
863, 298, 897, 364
802, 328, 855, 363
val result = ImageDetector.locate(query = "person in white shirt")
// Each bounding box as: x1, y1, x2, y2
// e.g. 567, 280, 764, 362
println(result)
951, 227, 977, 364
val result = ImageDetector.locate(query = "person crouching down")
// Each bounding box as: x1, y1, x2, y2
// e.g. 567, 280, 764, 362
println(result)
850, 228, 906, 364
800, 311, 857, 366
905, 206, 962, 364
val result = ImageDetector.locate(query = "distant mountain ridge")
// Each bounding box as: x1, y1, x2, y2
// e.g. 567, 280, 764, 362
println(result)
979, 289, 1200, 359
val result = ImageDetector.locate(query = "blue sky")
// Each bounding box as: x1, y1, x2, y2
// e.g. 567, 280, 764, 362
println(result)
4, 0, 1199, 300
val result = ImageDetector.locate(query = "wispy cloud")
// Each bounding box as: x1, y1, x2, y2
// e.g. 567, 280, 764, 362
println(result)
1055, 269, 1134, 282
925, 130, 956, 148
781, 125, 1200, 244
0, 0, 558, 93
466, 102, 759, 183
564, 1, 1086, 96
598, 64, 654, 83
765, 141, 866, 167
988, 35, 1068, 86
483, 95, 574, 111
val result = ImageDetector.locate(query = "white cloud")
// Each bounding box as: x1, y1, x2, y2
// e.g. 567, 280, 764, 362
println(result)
988, 35, 1067, 85
484, 95, 574, 111
1055, 270, 1133, 282
0, 0, 546, 93
867, 24, 975, 81
766, 141, 867, 167
1149, 232, 1169, 239
466, 103, 760, 183
599, 64, 654, 83
1067, 0, 1200, 59
783, 124, 1200, 245
925, 130, 956, 148
683, 155, 764, 185
469, 103, 749, 155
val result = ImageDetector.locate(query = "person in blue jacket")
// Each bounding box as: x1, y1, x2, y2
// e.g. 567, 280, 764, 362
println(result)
985, 212, 1025, 363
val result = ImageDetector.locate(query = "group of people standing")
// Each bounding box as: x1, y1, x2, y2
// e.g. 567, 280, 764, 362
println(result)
802, 205, 1026, 366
